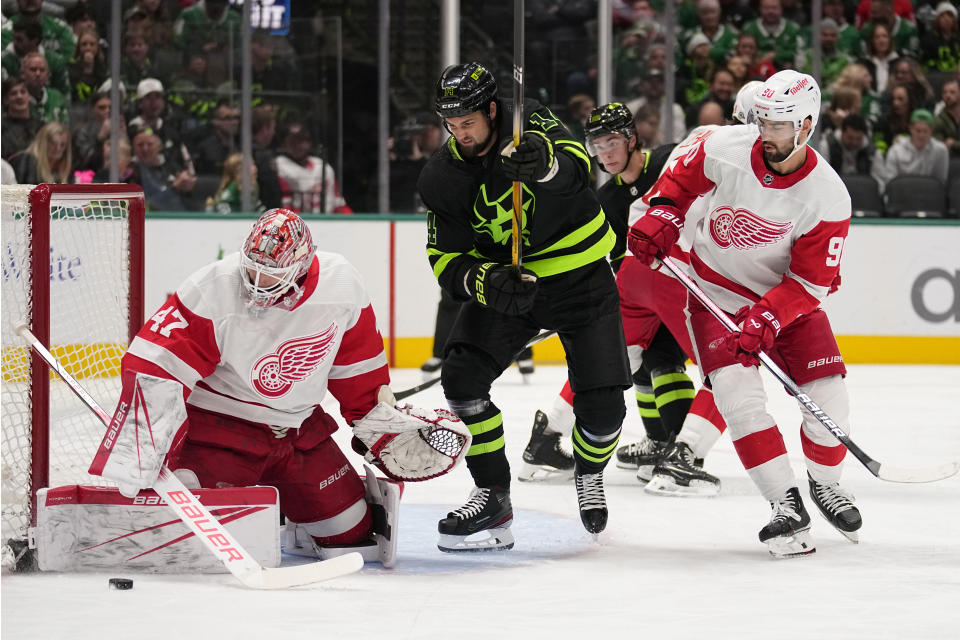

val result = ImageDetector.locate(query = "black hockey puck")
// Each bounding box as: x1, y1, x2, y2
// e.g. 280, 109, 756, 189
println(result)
108, 578, 133, 590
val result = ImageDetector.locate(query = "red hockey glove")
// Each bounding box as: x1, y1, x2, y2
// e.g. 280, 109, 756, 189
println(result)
725, 304, 781, 367
627, 201, 683, 266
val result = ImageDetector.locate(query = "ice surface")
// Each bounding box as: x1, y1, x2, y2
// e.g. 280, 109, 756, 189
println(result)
3, 364, 958, 640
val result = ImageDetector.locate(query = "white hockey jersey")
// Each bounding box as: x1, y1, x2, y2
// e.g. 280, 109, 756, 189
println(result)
645, 124, 851, 324
122, 251, 389, 428
276, 154, 352, 214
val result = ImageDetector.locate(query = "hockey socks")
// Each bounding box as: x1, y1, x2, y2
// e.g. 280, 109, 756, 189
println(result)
451, 401, 511, 489
631, 367, 666, 441
572, 424, 620, 474
651, 366, 695, 441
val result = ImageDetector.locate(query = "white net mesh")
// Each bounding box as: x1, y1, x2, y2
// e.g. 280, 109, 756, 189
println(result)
2, 185, 140, 552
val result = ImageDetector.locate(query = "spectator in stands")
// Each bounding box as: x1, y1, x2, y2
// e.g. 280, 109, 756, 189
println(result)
93, 135, 138, 184
64, 3, 100, 39
132, 128, 195, 211
2, 20, 68, 94
685, 67, 736, 127
208, 153, 263, 214
821, 0, 862, 57
882, 108, 950, 186
167, 51, 217, 131
251, 103, 282, 209
276, 121, 352, 214
854, 0, 915, 30
21, 52, 68, 123
249, 31, 299, 96
718, 0, 755, 31
633, 103, 663, 147
1, 0, 76, 64
921, 2, 960, 72
683, 0, 738, 65
858, 22, 901, 93
932, 79, 960, 156
565, 94, 596, 143
68, 27, 108, 106
128, 0, 177, 50
696, 100, 726, 126
677, 33, 715, 107
71, 90, 117, 172
798, 19, 851, 89
818, 113, 887, 187
173, 0, 241, 86
725, 54, 750, 88
859, 0, 919, 58
874, 82, 917, 153
830, 62, 882, 124
190, 100, 239, 176
2, 75, 44, 160
128, 78, 191, 174
888, 56, 937, 110
733, 32, 777, 80
120, 25, 163, 93
389, 112, 442, 213
779, 0, 808, 27
12, 121, 72, 184
821, 86, 865, 139
741, 0, 804, 71
626, 68, 686, 143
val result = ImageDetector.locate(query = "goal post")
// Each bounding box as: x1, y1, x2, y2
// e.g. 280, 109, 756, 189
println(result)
1, 184, 144, 564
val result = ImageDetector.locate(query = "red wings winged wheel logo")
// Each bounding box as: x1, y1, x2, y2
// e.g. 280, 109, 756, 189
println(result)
251, 324, 338, 398
710, 206, 793, 250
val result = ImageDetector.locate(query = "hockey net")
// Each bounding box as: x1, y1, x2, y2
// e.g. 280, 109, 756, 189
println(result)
1, 184, 144, 568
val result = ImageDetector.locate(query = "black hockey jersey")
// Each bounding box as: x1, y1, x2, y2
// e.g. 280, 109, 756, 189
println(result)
417, 98, 615, 300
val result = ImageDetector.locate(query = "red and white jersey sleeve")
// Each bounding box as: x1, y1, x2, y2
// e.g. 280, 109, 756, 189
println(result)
648, 124, 851, 323
123, 251, 388, 429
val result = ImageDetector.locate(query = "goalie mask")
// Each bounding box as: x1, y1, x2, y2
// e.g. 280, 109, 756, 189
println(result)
240, 208, 316, 311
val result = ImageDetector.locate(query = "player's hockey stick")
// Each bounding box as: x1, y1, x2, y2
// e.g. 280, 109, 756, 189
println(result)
510, 0, 525, 270
395, 329, 558, 401
13, 322, 363, 588
657, 258, 960, 484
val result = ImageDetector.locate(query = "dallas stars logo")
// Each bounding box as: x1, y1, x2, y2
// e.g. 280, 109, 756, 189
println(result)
472, 184, 533, 245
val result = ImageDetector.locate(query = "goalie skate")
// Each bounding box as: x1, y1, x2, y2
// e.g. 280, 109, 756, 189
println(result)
517, 410, 574, 483
644, 442, 720, 497
437, 487, 514, 553
807, 472, 862, 543
759, 487, 816, 559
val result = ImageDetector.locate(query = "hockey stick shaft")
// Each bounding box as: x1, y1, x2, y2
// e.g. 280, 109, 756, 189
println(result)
396, 328, 557, 401
656, 259, 959, 484
13, 322, 363, 587
511, 0, 524, 270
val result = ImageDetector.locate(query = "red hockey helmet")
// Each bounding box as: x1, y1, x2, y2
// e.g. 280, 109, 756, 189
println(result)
240, 208, 315, 311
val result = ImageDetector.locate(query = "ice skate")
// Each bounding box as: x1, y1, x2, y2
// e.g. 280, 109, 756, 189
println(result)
574, 469, 607, 535
759, 486, 815, 559
615, 437, 667, 482
437, 487, 514, 552
517, 410, 575, 483
807, 472, 862, 543
645, 442, 721, 497
420, 356, 442, 381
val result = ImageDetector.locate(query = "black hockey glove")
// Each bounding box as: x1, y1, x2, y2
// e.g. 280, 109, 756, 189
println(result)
465, 262, 539, 316
500, 131, 556, 182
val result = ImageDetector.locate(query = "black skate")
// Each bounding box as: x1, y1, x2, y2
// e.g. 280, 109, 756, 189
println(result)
615, 437, 668, 481
437, 487, 514, 552
518, 410, 575, 483
574, 470, 608, 535
759, 486, 815, 558
808, 472, 862, 543
420, 356, 442, 381
645, 442, 721, 497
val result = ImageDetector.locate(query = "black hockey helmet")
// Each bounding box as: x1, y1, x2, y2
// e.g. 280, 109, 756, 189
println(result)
434, 62, 498, 120
584, 102, 636, 143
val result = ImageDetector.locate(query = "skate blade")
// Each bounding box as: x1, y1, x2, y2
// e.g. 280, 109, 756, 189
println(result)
766, 529, 816, 559
635, 465, 655, 484
644, 474, 720, 497
615, 460, 640, 470
517, 463, 574, 483
437, 527, 515, 553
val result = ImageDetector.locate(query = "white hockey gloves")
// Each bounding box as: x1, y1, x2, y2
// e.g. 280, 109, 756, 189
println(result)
352, 386, 471, 482
88, 374, 188, 498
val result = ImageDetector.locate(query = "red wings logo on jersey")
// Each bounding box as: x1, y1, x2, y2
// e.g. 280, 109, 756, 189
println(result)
709, 206, 793, 250
251, 324, 338, 398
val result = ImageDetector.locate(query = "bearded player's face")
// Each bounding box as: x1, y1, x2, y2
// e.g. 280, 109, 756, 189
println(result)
444, 104, 496, 158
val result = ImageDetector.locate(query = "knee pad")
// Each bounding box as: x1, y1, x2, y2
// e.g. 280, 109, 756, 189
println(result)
798, 375, 850, 444
440, 345, 499, 399
709, 365, 775, 439
631, 366, 651, 388
627, 345, 645, 372
445, 397, 491, 419
641, 326, 688, 373
572, 386, 626, 437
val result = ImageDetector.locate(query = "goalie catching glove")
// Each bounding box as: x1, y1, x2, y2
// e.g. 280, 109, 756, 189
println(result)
352, 386, 471, 482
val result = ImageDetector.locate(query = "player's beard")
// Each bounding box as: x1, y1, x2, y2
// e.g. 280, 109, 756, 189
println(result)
460, 127, 494, 159
762, 139, 792, 164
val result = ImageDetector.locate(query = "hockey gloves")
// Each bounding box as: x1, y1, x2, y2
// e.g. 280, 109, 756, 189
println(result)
627, 199, 683, 266
466, 262, 538, 316
726, 304, 781, 367
500, 131, 557, 182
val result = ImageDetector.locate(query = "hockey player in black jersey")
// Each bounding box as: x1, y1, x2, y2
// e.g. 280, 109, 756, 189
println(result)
418, 62, 630, 550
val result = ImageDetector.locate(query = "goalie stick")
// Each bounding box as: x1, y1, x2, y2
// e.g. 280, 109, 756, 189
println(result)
657, 258, 960, 484
395, 329, 558, 401
13, 322, 363, 588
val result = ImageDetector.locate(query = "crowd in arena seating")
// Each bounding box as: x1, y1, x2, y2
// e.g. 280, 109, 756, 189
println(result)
1, 0, 958, 216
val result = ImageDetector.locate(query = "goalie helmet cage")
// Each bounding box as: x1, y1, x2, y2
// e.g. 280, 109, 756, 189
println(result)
1, 184, 144, 554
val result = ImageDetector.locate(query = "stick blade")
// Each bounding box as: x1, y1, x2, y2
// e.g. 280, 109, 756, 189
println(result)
242, 552, 364, 589
876, 460, 960, 484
